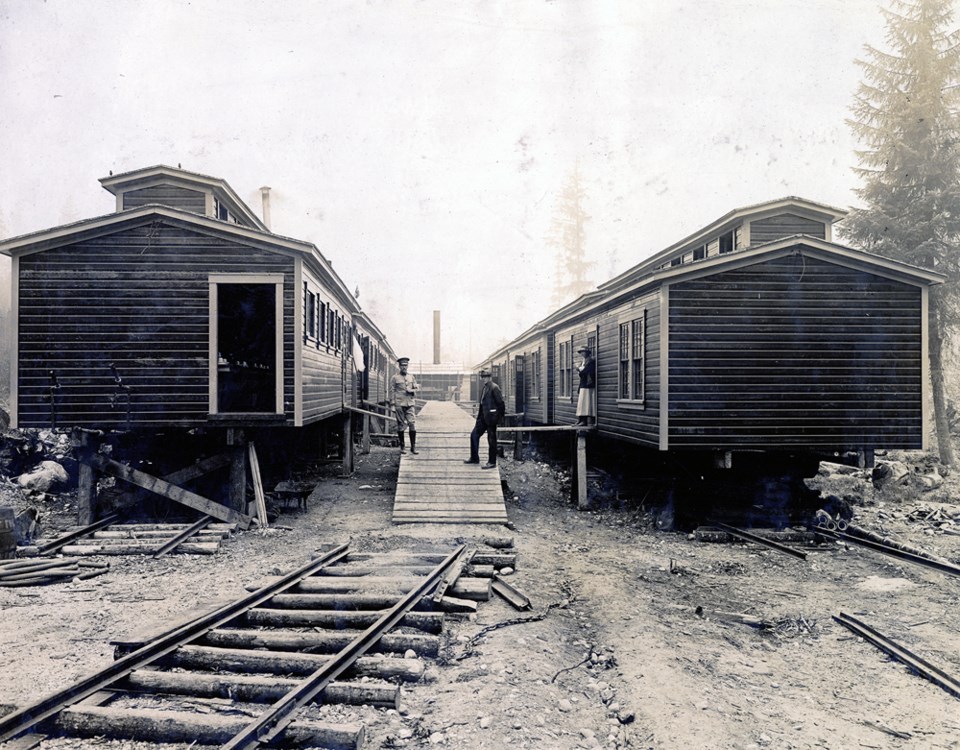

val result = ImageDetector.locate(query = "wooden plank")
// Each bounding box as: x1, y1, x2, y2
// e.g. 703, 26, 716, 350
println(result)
248, 443, 269, 528
162, 453, 232, 486
91, 455, 252, 528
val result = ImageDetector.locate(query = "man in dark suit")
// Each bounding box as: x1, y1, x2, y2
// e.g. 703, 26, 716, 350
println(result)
465, 368, 505, 469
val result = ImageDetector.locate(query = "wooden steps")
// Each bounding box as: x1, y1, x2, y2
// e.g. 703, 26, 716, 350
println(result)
392, 402, 508, 524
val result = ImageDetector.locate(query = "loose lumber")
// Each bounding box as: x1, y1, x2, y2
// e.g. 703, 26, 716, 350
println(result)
34, 514, 120, 555
162, 646, 426, 681
56, 706, 364, 750
201, 628, 440, 656
121, 671, 399, 708
91, 455, 252, 528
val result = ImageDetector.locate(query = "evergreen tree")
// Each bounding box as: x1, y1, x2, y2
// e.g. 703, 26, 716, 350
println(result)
548, 164, 595, 308
845, 0, 960, 465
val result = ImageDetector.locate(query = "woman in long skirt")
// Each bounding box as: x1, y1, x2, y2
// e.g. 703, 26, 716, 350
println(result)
576, 346, 596, 426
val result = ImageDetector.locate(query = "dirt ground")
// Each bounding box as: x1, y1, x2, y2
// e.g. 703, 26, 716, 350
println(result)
1, 433, 960, 750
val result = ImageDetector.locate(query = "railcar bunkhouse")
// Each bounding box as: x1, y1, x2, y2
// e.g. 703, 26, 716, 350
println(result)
476, 197, 943, 473
0, 165, 397, 520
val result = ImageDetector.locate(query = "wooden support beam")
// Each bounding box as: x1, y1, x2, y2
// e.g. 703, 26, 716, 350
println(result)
90, 455, 252, 528
574, 433, 589, 510
227, 429, 247, 513
162, 453, 232, 486
247, 443, 268, 528
342, 411, 354, 476
74, 430, 99, 526
362, 414, 371, 455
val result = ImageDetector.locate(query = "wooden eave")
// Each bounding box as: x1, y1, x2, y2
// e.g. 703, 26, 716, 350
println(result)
99, 165, 268, 231
599, 197, 848, 294
0, 204, 360, 308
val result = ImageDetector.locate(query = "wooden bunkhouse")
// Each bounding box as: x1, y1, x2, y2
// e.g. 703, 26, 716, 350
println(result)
0, 165, 396, 522
478, 197, 943, 470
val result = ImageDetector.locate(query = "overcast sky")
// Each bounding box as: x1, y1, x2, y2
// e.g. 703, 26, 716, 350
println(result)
0, 0, 890, 365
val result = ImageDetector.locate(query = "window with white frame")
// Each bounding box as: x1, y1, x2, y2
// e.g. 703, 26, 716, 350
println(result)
618, 311, 645, 403
532, 349, 541, 399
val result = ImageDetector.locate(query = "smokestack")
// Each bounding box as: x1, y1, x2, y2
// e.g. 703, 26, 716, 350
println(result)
259, 186, 272, 231
433, 310, 441, 365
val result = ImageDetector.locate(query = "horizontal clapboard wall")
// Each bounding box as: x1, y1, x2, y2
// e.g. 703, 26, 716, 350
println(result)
667, 253, 923, 450
122, 186, 206, 215
749, 213, 826, 245
17, 223, 296, 429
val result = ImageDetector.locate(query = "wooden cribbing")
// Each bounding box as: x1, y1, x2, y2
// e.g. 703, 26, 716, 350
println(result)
91, 455, 252, 528
121, 671, 399, 708
202, 628, 440, 657
56, 706, 364, 750
162, 646, 425, 682
266, 593, 419, 610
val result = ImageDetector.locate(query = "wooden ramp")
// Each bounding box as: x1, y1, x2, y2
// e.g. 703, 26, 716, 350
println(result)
392, 401, 509, 524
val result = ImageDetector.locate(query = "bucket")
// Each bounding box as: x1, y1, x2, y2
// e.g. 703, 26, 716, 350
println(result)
0, 507, 16, 560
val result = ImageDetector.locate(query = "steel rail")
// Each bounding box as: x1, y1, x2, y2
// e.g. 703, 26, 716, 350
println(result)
152, 515, 214, 558
708, 521, 808, 560
0, 543, 351, 743
818, 527, 960, 578
833, 612, 960, 698
221, 544, 467, 750
34, 514, 121, 554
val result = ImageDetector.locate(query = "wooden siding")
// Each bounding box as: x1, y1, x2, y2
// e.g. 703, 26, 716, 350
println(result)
749, 213, 826, 245
545, 331, 555, 424
122, 186, 207, 215
16, 224, 295, 429
524, 338, 547, 424
597, 296, 661, 447
667, 254, 923, 450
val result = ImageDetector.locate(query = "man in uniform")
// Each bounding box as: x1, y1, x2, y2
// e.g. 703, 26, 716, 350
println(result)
391, 357, 420, 455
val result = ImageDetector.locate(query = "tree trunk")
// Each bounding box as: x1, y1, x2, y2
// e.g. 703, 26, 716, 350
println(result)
929, 288, 956, 466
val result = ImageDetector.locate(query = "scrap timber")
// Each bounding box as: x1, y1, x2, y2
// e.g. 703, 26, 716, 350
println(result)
0, 542, 512, 748
392, 401, 509, 524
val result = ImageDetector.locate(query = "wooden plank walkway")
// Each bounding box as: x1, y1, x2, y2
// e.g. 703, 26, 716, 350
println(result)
392, 401, 509, 524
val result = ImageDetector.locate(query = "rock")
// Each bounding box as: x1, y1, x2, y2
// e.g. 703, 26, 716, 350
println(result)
404, 649, 418, 659
872, 460, 909, 489
429, 731, 445, 744
558, 699, 573, 712
500, 567, 514, 575
479, 716, 491, 729
917, 469, 943, 490
17, 461, 69, 493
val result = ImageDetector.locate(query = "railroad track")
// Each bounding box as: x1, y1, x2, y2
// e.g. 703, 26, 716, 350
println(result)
0, 542, 507, 749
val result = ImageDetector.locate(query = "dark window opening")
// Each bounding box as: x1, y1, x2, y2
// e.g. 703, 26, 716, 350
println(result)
719, 231, 734, 254
217, 283, 276, 413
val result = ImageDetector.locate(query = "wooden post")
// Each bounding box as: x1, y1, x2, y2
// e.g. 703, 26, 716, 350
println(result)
74, 429, 98, 526
342, 412, 354, 476
226, 429, 247, 514
247, 443, 268, 528
513, 428, 522, 461
574, 432, 589, 510
361, 414, 371, 455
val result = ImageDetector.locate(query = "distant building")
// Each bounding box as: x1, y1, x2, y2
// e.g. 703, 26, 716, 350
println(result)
409, 362, 468, 402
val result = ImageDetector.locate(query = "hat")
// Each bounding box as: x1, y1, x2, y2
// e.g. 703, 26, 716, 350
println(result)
479, 369, 492, 377
397, 357, 410, 365
577, 347, 592, 355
